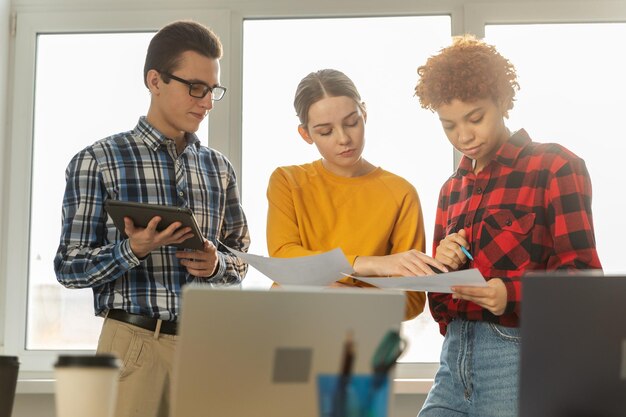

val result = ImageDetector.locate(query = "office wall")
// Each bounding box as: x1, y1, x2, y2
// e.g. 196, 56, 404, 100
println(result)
11, 0, 459, 11
0, 0, 9, 351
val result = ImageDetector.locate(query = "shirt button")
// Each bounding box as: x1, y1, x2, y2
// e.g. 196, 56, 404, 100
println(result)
505, 219, 512, 226
476, 187, 483, 194
178, 191, 184, 197
465, 222, 471, 228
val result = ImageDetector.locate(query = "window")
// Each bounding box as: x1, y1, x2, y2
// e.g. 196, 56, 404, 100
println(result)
485, 22, 626, 274
241, 16, 453, 363
4, 10, 228, 371
28, 32, 160, 349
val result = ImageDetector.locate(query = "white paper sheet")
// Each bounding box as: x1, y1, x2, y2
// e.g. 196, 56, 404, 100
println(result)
350, 268, 486, 293
220, 243, 354, 286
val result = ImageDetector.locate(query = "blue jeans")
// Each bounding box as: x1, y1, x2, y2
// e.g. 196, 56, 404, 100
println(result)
418, 319, 521, 417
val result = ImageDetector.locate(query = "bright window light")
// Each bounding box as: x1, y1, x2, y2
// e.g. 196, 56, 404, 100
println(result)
26, 32, 192, 349
242, 16, 453, 363
485, 23, 626, 274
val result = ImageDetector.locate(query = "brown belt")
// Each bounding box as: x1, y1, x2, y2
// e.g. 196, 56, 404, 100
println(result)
107, 309, 178, 335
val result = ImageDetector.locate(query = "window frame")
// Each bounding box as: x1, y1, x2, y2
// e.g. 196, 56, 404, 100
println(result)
3, 0, 626, 393
1, 9, 232, 375
464, 0, 626, 37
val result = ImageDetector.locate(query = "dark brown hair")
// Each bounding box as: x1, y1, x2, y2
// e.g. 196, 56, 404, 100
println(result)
143, 20, 222, 88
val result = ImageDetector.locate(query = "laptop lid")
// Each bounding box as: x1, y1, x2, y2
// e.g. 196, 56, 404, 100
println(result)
520, 273, 626, 417
171, 286, 405, 417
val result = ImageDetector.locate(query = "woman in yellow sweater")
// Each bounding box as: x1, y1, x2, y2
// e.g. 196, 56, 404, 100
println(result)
266, 69, 445, 319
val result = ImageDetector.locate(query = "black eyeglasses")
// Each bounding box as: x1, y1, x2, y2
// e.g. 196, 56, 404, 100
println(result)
161, 72, 227, 101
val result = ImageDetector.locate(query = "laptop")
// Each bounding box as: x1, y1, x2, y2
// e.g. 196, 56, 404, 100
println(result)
171, 285, 405, 417
519, 272, 626, 417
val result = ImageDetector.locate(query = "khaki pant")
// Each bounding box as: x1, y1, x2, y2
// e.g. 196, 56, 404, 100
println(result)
96, 317, 178, 417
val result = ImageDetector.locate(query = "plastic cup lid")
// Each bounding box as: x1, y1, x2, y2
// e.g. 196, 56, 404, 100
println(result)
55, 354, 120, 368
0, 355, 19, 366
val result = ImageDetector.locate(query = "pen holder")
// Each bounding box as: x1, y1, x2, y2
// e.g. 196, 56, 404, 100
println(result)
316, 373, 391, 417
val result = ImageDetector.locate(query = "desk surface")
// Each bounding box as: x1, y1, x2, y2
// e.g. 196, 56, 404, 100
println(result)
16, 376, 433, 395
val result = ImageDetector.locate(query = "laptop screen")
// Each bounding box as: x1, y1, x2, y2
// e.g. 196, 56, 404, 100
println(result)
519, 272, 626, 417
171, 286, 405, 417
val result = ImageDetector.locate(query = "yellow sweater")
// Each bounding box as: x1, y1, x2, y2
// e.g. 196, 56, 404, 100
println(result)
266, 159, 426, 320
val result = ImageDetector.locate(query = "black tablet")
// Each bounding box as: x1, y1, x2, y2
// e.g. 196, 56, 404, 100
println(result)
104, 200, 205, 250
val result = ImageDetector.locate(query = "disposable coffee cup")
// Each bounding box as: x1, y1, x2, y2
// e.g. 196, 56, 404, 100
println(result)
54, 354, 120, 417
0, 356, 20, 417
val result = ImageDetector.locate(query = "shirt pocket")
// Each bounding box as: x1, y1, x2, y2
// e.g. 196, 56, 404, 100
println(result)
479, 209, 536, 270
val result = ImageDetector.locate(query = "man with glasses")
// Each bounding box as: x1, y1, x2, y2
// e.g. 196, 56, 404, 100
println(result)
54, 20, 249, 417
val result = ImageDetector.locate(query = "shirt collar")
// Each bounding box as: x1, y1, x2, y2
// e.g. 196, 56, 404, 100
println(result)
134, 116, 201, 152
456, 128, 531, 176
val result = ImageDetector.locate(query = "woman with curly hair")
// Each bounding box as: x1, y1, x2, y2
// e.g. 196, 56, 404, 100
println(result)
414, 35, 602, 417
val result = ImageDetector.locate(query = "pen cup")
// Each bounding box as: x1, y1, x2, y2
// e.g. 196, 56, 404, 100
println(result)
317, 374, 391, 417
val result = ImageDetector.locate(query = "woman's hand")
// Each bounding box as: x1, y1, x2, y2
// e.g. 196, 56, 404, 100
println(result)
435, 229, 471, 271
353, 250, 448, 277
451, 278, 507, 316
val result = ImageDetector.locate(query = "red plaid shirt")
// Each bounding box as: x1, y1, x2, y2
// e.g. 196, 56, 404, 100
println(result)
430, 129, 602, 335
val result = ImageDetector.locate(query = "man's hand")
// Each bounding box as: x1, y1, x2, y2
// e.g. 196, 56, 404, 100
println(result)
125, 216, 194, 258
176, 240, 219, 278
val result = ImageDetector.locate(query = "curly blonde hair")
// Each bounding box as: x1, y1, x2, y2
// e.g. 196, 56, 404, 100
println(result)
414, 35, 519, 116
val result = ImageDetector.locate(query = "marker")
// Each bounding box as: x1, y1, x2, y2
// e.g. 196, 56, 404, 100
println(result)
459, 245, 474, 261
339, 331, 355, 380
333, 331, 355, 417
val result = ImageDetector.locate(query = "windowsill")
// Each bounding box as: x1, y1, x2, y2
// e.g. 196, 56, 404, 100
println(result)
17, 377, 434, 395
16, 378, 55, 394
393, 378, 434, 394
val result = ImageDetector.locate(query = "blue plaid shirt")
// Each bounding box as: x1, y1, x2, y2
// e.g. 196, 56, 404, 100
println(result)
54, 117, 250, 321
